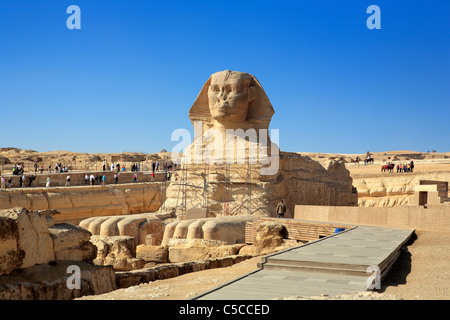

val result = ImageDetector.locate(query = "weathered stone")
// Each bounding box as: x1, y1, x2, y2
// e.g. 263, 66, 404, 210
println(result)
80, 213, 165, 247
254, 221, 284, 249
49, 222, 96, 262
0, 207, 55, 276
90, 235, 145, 271
0, 261, 116, 300
136, 245, 168, 263
167, 238, 246, 263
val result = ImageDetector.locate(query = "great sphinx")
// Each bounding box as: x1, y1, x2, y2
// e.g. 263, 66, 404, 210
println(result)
163, 70, 357, 217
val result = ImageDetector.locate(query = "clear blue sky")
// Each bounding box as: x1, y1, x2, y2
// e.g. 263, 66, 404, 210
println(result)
1, 0, 448, 154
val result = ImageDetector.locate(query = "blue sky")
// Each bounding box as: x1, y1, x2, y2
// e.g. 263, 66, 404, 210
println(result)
0, 0, 448, 154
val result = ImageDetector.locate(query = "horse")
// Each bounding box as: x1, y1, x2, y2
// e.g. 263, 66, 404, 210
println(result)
381, 163, 395, 173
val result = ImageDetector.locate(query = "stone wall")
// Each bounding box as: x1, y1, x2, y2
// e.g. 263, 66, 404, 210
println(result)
352, 172, 450, 207
0, 183, 163, 224
294, 204, 450, 232
2, 170, 164, 188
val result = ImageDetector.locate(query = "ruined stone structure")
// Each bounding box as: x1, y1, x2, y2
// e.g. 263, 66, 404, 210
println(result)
0, 183, 162, 225
295, 181, 450, 232
0, 207, 116, 299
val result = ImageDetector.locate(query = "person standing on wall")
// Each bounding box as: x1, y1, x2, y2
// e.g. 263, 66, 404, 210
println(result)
276, 199, 286, 218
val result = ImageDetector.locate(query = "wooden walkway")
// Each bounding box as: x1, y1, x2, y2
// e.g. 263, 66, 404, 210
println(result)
193, 224, 414, 300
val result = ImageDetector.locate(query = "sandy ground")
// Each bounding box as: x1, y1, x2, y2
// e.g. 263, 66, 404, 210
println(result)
381, 230, 450, 299
346, 162, 450, 177
78, 256, 263, 300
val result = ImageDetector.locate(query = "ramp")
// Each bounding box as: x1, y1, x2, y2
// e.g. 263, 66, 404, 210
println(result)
193, 225, 414, 300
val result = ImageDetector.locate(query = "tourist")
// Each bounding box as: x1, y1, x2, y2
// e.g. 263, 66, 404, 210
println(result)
102, 174, 106, 186
156, 161, 159, 171
46, 177, 50, 187
40, 163, 44, 174
65, 175, 71, 186
28, 175, 34, 187
111, 163, 115, 172
133, 173, 137, 183
410, 161, 414, 172
103, 160, 106, 171
151, 171, 154, 181
90, 174, 95, 185
114, 172, 118, 184
122, 165, 125, 172
34, 163, 38, 174
7, 177, 12, 188
0, 177, 5, 189
276, 199, 286, 218
85, 174, 89, 185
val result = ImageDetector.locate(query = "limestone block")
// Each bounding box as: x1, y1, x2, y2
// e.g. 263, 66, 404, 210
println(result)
136, 245, 168, 263
167, 238, 245, 263
202, 216, 257, 244
0, 208, 55, 276
137, 217, 165, 246
90, 235, 145, 271
185, 208, 207, 220
49, 223, 96, 262
253, 221, 284, 249
0, 261, 116, 300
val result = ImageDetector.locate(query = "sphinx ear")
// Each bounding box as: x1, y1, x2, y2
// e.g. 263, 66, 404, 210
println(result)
248, 85, 257, 102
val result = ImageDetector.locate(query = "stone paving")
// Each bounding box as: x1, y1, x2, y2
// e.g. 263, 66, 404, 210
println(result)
193, 224, 414, 300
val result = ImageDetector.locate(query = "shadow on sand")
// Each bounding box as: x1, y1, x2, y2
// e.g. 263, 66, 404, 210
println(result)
379, 232, 417, 293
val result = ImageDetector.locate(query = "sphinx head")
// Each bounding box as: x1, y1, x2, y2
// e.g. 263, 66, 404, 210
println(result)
207, 71, 257, 123
189, 70, 274, 131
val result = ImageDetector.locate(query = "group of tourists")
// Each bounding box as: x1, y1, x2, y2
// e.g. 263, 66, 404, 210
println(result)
103, 161, 126, 173
381, 161, 415, 173
11, 163, 25, 175
396, 161, 415, 173
85, 172, 124, 186
1, 174, 36, 188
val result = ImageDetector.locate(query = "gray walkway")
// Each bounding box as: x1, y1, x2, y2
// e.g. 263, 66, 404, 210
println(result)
193, 225, 414, 300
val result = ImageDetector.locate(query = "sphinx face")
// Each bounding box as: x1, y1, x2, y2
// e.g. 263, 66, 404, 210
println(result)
208, 72, 253, 123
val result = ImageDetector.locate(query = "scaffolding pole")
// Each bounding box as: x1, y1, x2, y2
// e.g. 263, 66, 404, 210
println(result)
247, 159, 251, 215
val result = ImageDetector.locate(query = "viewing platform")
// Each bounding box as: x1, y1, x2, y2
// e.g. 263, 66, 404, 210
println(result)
193, 224, 414, 300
